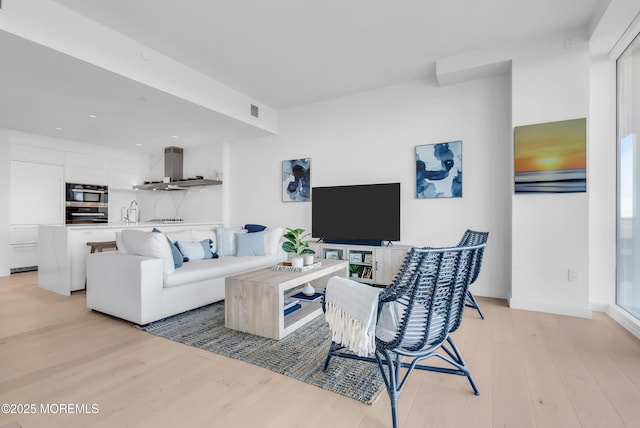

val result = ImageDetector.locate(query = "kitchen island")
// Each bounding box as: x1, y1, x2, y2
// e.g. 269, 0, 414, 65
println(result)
38, 222, 221, 296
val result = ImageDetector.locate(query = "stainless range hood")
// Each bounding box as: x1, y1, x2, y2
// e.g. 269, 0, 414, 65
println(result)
133, 146, 222, 191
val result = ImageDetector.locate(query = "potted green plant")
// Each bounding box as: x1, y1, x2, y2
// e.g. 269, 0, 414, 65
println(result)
282, 228, 315, 268
349, 264, 361, 278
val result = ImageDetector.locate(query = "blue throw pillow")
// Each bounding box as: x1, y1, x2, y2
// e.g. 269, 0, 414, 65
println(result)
236, 231, 266, 256
176, 240, 218, 260
152, 228, 183, 268
244, 224, 267, 233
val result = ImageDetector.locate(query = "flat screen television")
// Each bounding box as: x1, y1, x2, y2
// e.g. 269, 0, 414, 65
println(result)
312, 182, 400, 246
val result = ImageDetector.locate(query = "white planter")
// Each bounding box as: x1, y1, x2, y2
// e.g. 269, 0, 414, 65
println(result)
291, 257, 304, 268
303, 254, 314, 266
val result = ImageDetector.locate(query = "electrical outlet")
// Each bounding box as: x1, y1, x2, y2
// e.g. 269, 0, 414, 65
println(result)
568, 269, 580, 282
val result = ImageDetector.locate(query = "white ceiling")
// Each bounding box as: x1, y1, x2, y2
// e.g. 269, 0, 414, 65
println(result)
0, 0, 608, 153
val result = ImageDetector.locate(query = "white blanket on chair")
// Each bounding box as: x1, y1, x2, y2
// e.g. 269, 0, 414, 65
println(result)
324, 276, 382, 357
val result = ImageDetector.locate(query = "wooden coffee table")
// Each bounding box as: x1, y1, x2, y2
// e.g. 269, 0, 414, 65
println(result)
225, 259, 348, 339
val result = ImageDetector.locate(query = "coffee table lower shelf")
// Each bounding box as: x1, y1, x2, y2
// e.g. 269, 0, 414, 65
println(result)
225, 259, 348, 340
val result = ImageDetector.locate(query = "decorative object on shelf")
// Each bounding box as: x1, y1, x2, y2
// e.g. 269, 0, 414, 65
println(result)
364, 253, 373, 264
362, 266, 373, 279
324, 249, 340, 260
284, 303, 302, 316
284, 297, 301, 315
416, 140, 462, 199
303, 254, 314, 266
214, 169, 221, 181
282, 158, 311, 202
291, 291, 323, 302
271, 261, 322, 272
302, 282, 315, 296
282, 227, 315, 267
514, 118, 586, 194
350, 264, 361, 278
349, 252, 363, 263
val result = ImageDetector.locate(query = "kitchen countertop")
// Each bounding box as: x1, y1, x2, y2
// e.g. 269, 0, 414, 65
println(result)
40, 222, 221, 229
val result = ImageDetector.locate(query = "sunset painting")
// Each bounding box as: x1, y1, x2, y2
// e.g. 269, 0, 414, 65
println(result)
514, 118, 586, 194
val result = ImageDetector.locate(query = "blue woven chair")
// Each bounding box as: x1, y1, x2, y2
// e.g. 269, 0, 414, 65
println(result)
456, 229, 489, 319
323, 243, 487, 428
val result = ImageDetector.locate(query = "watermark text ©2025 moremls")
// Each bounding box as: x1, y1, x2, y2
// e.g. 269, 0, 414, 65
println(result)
1, 402, 99, 415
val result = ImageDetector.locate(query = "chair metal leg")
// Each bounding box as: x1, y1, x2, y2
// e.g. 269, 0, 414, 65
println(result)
465, 289, 485, 319
323, 341, 338, 371
376, 349, 405, 428
441, 337, 480, 395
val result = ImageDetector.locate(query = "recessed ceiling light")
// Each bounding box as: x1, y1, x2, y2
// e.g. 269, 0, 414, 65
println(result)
136, 143, 142, 146
88, 114, 98, 119
55, 127, 63, 131
172, 135, 179, 139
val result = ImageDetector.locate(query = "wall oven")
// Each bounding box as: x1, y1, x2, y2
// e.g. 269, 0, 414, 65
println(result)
65, 183, 109, 224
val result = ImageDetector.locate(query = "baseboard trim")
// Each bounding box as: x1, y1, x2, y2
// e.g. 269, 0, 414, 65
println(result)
601, 304, 640, 340
508, 298, 593, 319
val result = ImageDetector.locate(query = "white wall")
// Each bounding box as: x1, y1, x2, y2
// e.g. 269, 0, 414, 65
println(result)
228, 75, 513, 300
510, 31, 592, 318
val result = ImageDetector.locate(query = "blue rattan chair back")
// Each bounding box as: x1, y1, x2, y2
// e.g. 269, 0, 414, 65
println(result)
375, 244, 484, 353
456, 229, 488, 285
456, 229, 489, 318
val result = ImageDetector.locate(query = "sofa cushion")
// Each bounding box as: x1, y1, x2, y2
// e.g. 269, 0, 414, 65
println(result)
152, 228, 184, 269
115, 231, 128, 254
236, 231, 265, 256
164, 229, 193, 243
244, 223, 267, 233
190, 229, 217, 253
176, 240, 216, 261
264, 227, 283, 256
216, 227, 247, 256
163, 254, 282, 288
120, 229, 175, 275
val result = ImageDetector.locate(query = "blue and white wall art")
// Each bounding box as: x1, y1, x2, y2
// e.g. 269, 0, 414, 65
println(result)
282, 158, 311, 202
416, 141, 462, 198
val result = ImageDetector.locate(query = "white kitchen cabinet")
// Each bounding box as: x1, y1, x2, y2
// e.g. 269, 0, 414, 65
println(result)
10, 160, 64, 225
9, 244, 38, 271
65, 152, 109, 185
9, 160, 64, 271
65, 165, 109, 186
10, 144, 65, 165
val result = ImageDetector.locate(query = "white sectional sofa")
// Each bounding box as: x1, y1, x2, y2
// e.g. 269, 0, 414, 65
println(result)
86, 226, 286, 324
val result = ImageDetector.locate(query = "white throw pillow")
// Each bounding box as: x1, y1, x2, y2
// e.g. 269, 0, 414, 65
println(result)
115, 231, 128, 254
120, 229, 175, 275
264, 227, 284, 256
190, 229, 217, 253
215, 227, 247, 256
164, 229, 193, 243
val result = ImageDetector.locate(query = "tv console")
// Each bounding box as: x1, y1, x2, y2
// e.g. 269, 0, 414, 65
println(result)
309, 242, 411, 286
319, 238, 385, 247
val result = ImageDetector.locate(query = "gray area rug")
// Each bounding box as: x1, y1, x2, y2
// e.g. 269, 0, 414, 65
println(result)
139, 301, 385, 404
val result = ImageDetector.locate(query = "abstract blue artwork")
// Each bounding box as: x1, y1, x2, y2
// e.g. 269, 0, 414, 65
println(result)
416, 141, 462, 198
282, 158, 311, 202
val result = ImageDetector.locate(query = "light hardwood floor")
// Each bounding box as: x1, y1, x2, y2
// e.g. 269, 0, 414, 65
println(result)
1, 272, 639, 428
